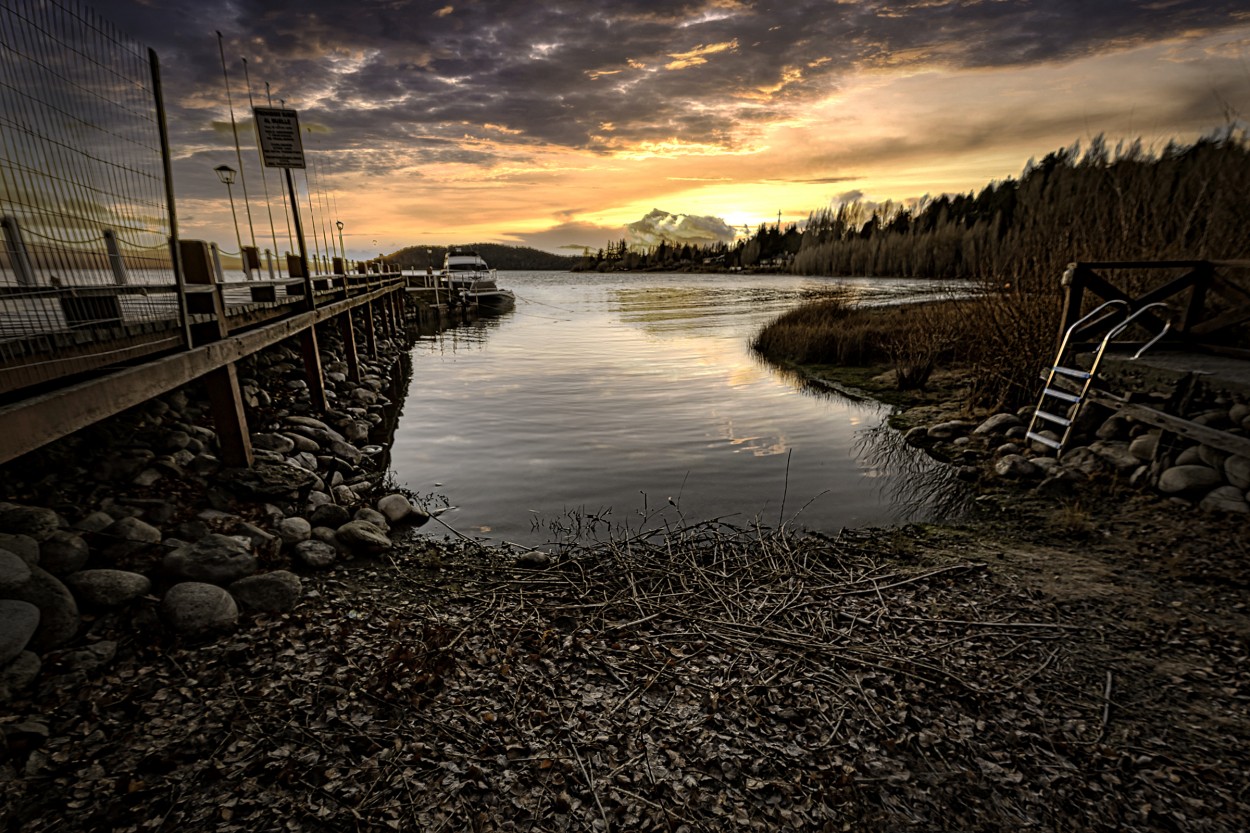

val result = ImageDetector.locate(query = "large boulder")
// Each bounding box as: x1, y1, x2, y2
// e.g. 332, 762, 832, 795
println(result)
161, 582, 238, 636
10, 566, 78, 651
335, 521, 391, 554
1158, 465, 1225, 497
163, 534, 257, 585
229, 571, 302, 612
0, 600, 40, 666
65, 569, 152, 608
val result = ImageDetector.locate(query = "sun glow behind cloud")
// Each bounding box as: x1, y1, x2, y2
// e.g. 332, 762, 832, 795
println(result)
127, 0, 1250, 256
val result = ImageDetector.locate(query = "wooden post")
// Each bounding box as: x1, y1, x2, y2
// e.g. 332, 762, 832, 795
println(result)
1058, 263, 1085, 344
390, 291, 404, 335
178, 240, 253, 468
339, 311, 360, 382
299, 327, 328, 412
364, 299, 378, 356
1183, 261, 1213, 334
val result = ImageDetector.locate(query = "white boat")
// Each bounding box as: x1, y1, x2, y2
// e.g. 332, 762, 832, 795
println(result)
442, 250, 515, 314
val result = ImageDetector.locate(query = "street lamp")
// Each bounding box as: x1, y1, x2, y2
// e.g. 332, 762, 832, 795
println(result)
336, 220, 345, 262
214, 164, 244, 278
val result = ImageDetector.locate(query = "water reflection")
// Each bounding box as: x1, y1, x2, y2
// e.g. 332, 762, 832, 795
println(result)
391, 272, 976, 547
854, 421, 976, 521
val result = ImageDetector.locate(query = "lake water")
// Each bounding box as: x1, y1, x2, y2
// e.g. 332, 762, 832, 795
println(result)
389, 272, 972, 548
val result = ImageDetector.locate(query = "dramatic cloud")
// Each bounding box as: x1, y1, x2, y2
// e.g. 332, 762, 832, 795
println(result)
67, 0, 1250, 253
626, 209, 738, 248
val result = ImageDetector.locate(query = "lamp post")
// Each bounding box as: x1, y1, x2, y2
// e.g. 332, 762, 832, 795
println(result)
336, 220, 345, 262
214, 164, 244, 278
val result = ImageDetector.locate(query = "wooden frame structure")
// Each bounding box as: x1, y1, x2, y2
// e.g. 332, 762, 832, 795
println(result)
1056, 259, 1250, 466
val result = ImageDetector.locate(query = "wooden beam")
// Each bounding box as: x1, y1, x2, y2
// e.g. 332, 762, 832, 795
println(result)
339, 310, 360, 382
204, 363, 253, 467
1087, 389, 1250, 459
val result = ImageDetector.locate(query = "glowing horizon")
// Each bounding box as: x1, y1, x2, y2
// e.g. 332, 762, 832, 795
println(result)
89, 0, 1250, 259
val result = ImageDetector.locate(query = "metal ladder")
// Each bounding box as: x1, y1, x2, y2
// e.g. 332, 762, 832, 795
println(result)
1026, 301, 1172, 454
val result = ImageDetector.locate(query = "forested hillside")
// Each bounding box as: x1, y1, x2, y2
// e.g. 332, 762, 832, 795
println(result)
387, 243, 577, 271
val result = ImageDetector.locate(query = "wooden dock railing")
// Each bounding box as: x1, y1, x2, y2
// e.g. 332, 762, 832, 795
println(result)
0, 239, 407, 466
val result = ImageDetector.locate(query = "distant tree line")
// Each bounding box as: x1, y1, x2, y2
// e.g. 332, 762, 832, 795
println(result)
387, 243, 577, 271
578, 131, 1250, 287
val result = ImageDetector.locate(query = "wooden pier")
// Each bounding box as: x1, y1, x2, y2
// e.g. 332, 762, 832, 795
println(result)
0, 240, 408, 467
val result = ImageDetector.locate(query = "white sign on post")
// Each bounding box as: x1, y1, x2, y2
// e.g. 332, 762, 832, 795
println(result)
253, 107, 306, 169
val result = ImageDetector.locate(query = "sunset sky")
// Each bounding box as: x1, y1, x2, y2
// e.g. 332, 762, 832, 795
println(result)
91, 0, 1250, 259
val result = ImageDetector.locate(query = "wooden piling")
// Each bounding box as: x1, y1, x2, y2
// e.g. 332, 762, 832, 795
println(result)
178, 240, 253, 467
339, 310, 361, 382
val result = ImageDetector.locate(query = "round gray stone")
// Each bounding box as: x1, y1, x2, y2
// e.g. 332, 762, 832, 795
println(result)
294, 539, 337, 568
65, 569, 152, 608
310, 504, 351, 528
377, 494, 429, 526
994, 454, 1041, 479
1199, 486, 1249, 514
1129, 433, 1159, 462
161, 582, 238, 636
335, 520, 391, 554
0, 651, 41, 702
0, 534, 39, 566
38, 531, 89, 576
252, 433, 297, 454
1225, 455, 1250, 491
353, 508, 390, 533
0, 503, 62, 542
1158, 464, 1225, 496
0, 600, 40, 666
10, 566, 78, 652
276, 517, 312, 546
973, 413, 1022, 436
229, 570, 303, 612
0, 549, 32, 594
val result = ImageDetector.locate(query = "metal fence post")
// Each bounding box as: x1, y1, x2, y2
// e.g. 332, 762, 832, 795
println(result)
1, 217, 37, 287
102, 229, 129, 285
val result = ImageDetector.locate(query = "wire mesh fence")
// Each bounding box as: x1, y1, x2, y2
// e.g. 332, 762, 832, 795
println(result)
0, 0, 177, 350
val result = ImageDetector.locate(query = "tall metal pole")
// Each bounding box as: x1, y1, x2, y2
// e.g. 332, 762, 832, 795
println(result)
267, 82, 295, 254
217, 32, 257, 269
285, 168, 314, 310
242, 58, 281, 266
150, 49, 190, 349
225, 181, 243, 270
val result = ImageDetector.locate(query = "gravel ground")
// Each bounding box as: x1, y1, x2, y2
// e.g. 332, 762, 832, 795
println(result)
3, 494, 1247, 832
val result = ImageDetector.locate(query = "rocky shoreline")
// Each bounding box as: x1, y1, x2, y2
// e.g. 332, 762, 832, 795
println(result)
1, 322, 434, 699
